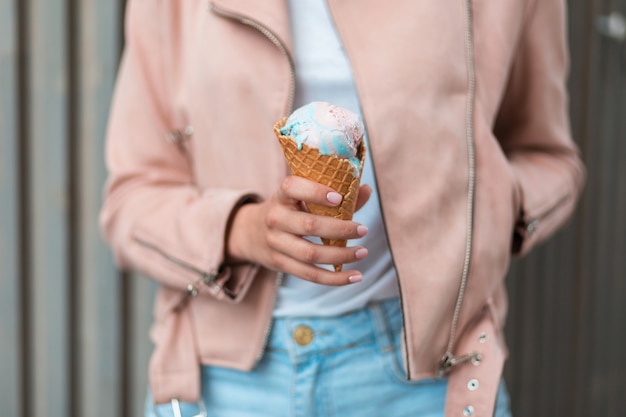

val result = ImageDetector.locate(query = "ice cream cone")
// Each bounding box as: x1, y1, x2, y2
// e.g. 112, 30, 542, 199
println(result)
274, 117, 366, 272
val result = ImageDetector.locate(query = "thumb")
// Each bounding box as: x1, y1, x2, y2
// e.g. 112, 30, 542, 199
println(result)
355, 184, 372, 212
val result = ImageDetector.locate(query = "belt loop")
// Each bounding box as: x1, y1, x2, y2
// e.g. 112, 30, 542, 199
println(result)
369, 302, 395, 355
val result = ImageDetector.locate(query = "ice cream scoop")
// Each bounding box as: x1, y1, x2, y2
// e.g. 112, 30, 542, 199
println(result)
279, 102, 364, 176
274, 102, 367, 272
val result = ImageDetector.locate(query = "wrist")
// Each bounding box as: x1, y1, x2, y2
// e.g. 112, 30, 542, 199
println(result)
225, 202, 258, 264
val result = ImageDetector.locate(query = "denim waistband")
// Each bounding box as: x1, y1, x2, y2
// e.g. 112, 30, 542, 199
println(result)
267, 298, 403, 361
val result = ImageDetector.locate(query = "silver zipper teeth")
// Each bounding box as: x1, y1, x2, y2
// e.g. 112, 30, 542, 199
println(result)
134, 237, 218, 282
361, 112, 412, 379
525, 192, 571, 232
133, 236, 235, 305
208, 2, 294, 365
439, 0, 477, 372
208, 2, 296, 115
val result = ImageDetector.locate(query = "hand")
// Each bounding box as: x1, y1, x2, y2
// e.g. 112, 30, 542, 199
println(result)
226, 176, 372, 286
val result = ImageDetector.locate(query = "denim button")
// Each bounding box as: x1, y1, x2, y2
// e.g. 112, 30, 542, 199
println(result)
294, 325, 314, 346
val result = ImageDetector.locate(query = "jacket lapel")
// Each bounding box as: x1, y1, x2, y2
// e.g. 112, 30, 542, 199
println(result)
209, 0, 293, 56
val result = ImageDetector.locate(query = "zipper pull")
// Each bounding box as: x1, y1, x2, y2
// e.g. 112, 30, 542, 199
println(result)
437, 351, 482, 377
202, 269, 237, 300
165, 126, 194, 154
173, 284, 199, 313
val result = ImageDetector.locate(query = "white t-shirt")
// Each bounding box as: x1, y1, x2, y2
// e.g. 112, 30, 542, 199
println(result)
273, 0, 400, 317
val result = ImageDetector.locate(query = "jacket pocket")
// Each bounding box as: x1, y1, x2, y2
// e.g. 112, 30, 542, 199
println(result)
133, 235, 236, 304
513, 190, 572, 252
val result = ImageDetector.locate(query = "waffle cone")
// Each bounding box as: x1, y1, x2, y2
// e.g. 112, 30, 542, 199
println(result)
274, 118, 366, 272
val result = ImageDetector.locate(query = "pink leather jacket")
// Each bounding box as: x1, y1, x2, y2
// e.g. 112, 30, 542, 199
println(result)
100, 0, 585, 415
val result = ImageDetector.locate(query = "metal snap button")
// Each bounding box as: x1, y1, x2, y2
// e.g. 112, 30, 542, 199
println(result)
467, 378, 479, 391
463, 405, 475, 416
293, 325, 314, 346
471, 353, 482, 366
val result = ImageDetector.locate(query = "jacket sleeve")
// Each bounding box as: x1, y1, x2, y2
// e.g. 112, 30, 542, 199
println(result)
494, 0, 586, 256
99, 0, 260, 302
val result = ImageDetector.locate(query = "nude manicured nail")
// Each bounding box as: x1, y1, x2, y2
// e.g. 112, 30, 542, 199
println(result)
348, 275, 363, 284
355, 248, 368, 260
327, 192, 343, 205
357, 225, 368, 237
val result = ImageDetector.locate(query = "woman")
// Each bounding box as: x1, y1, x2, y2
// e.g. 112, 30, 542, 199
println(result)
100, 0, 585, 416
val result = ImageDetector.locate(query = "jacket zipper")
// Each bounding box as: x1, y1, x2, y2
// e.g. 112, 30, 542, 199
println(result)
134, 237, 235, 309
208, 2, 296, 116
208, 2, 295, 366
521, 192, 571, 236
209, 0, 479, 377
437, 0, 478, 376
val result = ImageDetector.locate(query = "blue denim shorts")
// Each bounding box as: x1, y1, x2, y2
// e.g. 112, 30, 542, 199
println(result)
146, 298, 512, 417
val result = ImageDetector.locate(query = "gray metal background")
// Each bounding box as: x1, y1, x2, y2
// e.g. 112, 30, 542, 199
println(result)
0, 0, 624, 416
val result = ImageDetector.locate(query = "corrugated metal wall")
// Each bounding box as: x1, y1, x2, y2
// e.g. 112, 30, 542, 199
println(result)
1, 1, 156, 416
503, 0, 626, 415
0, 0, 624, 416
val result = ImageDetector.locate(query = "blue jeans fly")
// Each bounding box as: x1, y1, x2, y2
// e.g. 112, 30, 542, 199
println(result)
146, 298, 512, 417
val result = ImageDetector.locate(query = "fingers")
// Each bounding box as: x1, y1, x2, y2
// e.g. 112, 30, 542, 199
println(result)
276, 176, 344, 208
277, 177, 373, 215
263, 226, 369, 286
268, 232, 368, 266
273, 177, 372, 236
268, 248, 365, 286
266, 208, 368, 241
254, 176, 373, 286
270, 176, 368, 240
